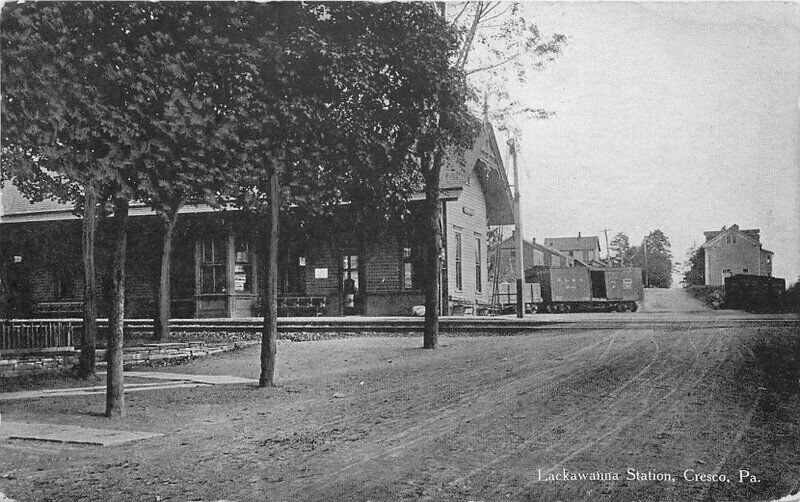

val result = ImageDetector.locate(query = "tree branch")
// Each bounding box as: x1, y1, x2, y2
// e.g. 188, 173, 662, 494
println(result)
465, 51, 525, 76
479, 4, 514, 24
455, 2, 485, 71
451, 2, 470, 24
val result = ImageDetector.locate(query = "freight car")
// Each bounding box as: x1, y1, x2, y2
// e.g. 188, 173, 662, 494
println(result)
492, 281, 543, 314
724, 274, 785, 312
525, 266, 644, 313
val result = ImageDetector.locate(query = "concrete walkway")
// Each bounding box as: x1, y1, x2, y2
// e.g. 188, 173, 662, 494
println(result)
0, 371, 257, 402
0, 381, 209, 401
122, 371, 258, 385
0, 422, 163, 446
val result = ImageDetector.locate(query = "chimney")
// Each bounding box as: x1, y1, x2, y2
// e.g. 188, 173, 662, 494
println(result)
578, 232, 581, 239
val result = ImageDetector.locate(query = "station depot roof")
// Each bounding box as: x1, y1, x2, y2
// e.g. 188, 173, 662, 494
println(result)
0, 182, 218, 224
1, 126, 515, 227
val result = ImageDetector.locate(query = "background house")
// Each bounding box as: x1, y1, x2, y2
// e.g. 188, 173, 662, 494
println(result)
701, 224, 773, 286
543, 233, 607, 267
489, 233, 575, 283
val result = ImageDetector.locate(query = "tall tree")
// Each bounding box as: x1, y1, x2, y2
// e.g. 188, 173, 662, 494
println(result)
2, 2, 220, 414
609, 232, 636, 267
228, 2, 476, 379
682, 245, 706, 287
117, 3, 266, 341
633, 229, 674, 288
1, 2, 143, 383
408, 2, 566, 348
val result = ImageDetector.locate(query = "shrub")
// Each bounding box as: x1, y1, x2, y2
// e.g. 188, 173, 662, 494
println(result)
685, 285, 725, 309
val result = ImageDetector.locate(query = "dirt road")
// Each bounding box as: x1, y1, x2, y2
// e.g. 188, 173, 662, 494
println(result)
638, 287, 710, 313
1, 322, 798, 502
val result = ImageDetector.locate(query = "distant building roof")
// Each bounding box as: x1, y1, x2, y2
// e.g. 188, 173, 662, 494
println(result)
702, 224, 765, 249
703, 224, 760, 244
543, 234, 601, 252
492, 234, 572, 261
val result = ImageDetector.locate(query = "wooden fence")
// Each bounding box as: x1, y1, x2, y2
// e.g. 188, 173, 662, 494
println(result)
0, 320, 76, 351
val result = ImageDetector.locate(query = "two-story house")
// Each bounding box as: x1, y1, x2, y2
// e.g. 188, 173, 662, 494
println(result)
489, 233, 575, 283
701, 224, 773, 286
543, 233, 606, 266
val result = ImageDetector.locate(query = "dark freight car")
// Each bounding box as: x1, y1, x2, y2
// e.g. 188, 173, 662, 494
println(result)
526, 266, 643, 312
724, 274, 785, 312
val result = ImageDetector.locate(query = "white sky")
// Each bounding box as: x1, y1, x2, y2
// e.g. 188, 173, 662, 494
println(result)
496, 1, 800, 284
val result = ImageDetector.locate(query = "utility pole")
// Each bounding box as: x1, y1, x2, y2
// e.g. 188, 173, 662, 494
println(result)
643, 239, 649, 288
602, 228, 611, 263
508, 138, 524, 318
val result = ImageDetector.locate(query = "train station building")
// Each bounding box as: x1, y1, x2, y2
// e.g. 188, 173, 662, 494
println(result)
0, 125, 514, 319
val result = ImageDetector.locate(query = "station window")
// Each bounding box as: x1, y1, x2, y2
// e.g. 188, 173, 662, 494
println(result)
234, 240, 252, 293
475, 237, 482, 293
454, 232, 463, 291
402, 241, 424, 290
200, 239, 226, 294
52, 271, 74, 299
342, 255, 359, 293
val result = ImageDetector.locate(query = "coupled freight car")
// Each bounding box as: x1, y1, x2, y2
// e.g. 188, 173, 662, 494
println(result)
525, 266, 644, 313
724, 274, 785, 312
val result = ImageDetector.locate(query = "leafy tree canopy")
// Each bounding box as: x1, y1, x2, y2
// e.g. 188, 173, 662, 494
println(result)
632, 229, 674, 288
609, 232, 636, 267
682, 245, 706, 287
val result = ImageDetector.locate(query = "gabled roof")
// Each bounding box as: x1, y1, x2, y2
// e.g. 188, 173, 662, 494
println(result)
701, 224, 763, 249
491, 235, 571, 260
438, 122, 514, 226
543, 235, 601, 252
0, 182, 217, 223
2, 121, 515, 226
1, 182, 68, 218
703, 224, 761, 243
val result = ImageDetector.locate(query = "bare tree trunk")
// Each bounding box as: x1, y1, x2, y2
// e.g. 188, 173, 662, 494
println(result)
106, 197, 128, 418
154, 204, 182, 341
259, 169, 279, 387
78, 183, 98, 378
423, 151, 444, 349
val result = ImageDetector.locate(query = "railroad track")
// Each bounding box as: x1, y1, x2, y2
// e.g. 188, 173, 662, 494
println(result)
4, 315, 798, 338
